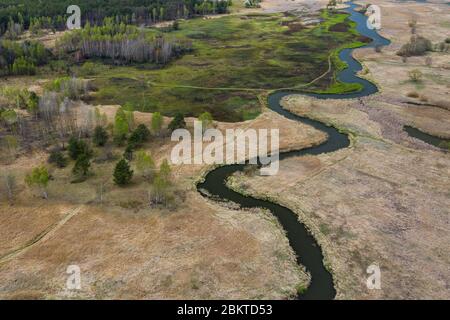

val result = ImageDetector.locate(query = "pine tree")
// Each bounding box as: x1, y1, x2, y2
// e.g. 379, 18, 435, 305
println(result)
72, 153, 91, 177
113, 158, 133, 186
68, 137, 92, 160
128, 124, 150, 146
93, 126, 109, 146
168, 113, 186, 132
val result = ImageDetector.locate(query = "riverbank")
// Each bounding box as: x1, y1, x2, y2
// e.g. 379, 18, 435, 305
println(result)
227, 93, 450, 299
222, 0, 450, 299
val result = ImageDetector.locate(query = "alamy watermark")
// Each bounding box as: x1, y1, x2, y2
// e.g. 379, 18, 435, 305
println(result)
66, 265, 81, 290
366, 264, 381, 290
171, 121, 280, 176
66, 5, 81, 30
366, 5, 381, 30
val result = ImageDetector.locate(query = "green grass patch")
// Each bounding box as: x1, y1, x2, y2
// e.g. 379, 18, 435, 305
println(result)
63, 10, 366, 122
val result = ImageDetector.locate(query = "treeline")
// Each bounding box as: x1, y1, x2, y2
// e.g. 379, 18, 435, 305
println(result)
57, 19, 192, 64
0, 40, 49, 76
0, 0, 232, 36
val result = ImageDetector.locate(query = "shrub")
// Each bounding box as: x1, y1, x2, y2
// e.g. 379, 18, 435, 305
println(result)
25, 166, 50, 198
114, 158, 133, 186
406, 91, 419, 98
408, 69, 423, 82
296, 283, 308, 295
149, 159, 172, 205
80, 61, 98, 76
438, 141, 450, 150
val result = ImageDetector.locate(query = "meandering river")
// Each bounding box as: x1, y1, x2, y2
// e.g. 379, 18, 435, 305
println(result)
197, 1, 390, 300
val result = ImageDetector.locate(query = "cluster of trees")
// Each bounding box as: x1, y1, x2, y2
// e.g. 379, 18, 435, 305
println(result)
18, 107, 194, 205
1, 87, 39, 113
110, 108, 186, 205
192, 0, 231, 14
2, 14, 23, 39
0, 40, 49, 76
0, 87, 40, 162
57, 18, 192, 64
44, 117, 174, 204
113, 153, 174, 206
0, 77, 94, 164
37, 77, 92, 144
397, 35, 433, 57
0, 0, 232, 36
45, 76, 90, 100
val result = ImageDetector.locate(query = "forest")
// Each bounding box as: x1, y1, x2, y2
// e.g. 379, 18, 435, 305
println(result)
0, 39, 49, 75
56, 18, 193, 64
0, 0, 232, 35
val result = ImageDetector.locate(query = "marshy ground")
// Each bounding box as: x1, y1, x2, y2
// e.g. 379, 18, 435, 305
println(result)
0, 0, 448, 300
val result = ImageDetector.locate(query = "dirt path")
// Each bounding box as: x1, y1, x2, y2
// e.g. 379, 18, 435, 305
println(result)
0, 206, 83, 265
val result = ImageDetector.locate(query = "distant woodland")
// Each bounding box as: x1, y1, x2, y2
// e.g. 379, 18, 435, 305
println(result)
0, 1, 231, 74
0, 0, 232, 35
57, 18, 193, 64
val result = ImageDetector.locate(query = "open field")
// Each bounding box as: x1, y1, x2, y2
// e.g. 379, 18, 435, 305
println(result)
0, 105, 324, 299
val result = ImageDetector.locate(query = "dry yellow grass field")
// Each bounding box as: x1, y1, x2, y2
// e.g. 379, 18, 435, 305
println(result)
0, 107, 322, 299
223, 0, 450, 299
